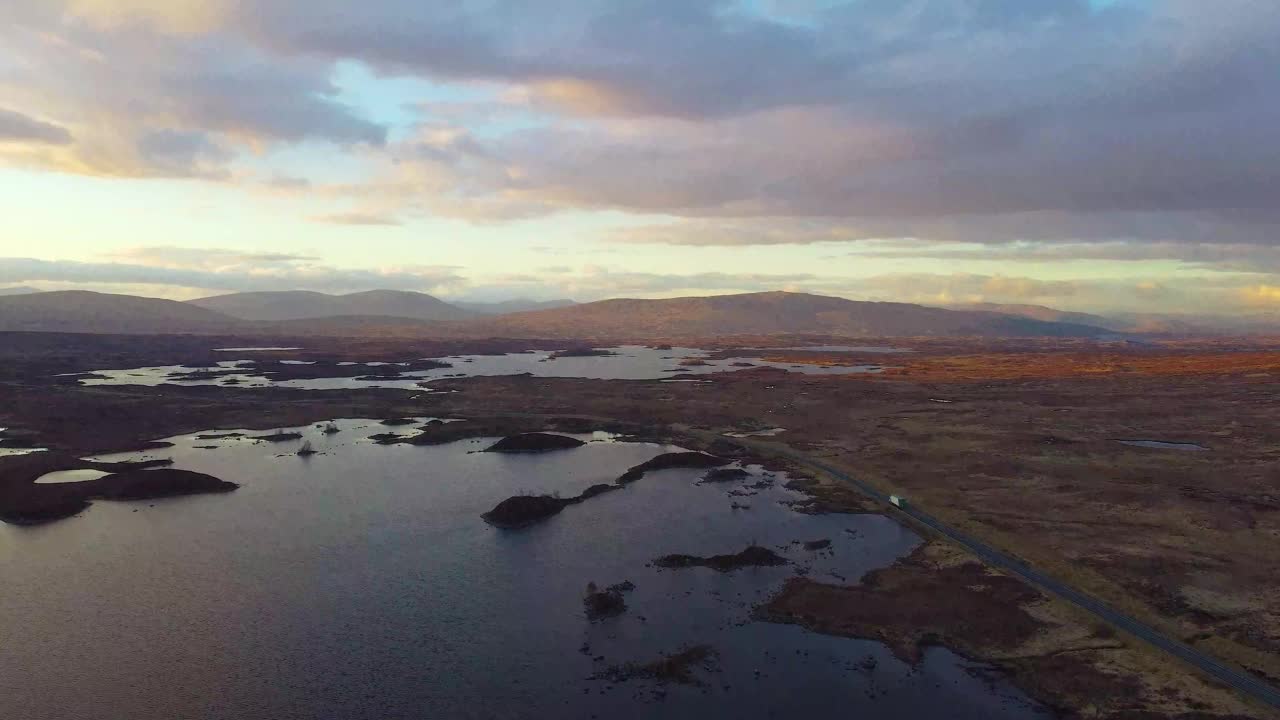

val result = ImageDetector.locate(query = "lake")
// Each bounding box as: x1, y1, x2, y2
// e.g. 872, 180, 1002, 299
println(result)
0, 420, 1045, 719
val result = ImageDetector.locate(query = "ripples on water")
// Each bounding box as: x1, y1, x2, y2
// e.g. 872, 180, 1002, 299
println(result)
0, 420, 1045, 719
78, 345, 890, 390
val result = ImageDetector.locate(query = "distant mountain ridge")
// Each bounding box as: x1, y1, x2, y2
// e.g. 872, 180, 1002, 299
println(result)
468, 291, 1111, 339
188, 290, 475, 322
0, 286, 41, 296
949, 301, 1280, 336
0, 291, 243, 334
0, 288, 1133, 338
948, 302, 1117, 330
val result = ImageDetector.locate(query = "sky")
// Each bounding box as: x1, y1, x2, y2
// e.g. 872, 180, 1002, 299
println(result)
1, 0, 1278, 315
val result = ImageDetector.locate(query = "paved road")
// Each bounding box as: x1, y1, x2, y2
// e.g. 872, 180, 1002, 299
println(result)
758, 443, 1280, 713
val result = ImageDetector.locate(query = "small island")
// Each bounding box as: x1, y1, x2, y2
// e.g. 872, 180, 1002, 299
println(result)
583, 580, 634, 621
482, 483, 622, 529
654, 545, 789, 572
0, 461, 237, 526
91, 468, 239, 500
481, 494, 573, 528
617, 451, 730, 483
700, 467, 750, 483
482, 433, 586, 454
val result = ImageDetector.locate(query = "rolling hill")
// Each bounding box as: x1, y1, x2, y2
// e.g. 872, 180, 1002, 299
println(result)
947, 302, 1118, 330
956, 301, 1280, 336
0, 291, 246, 334
0, 289, 1117, 338
469, 291, 1111, 339
187, 290, 475, 322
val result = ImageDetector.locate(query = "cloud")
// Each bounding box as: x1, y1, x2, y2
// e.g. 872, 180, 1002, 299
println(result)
608, 219, 862, 246
107, 246, 320, 270
0, 254, 461, 294
264, 174, 311, 190
61, 0, 232, 35
849, 273, 1081, 306
608, 212, 1280, 248
312, 212, 403, 227
470, 266, 821, 301
0, 3, 385, 177
1241, 285, 1280, 306
0, 108, 72, 145
840, 238, 1280, 273
607, 216, 1280, 274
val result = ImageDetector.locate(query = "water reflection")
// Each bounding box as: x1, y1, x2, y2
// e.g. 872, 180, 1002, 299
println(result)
0, 419, 1044, 719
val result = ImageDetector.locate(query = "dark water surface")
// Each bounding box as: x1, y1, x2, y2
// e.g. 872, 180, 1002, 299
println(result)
79, 345, 888, 390
1, 421, 1046, 719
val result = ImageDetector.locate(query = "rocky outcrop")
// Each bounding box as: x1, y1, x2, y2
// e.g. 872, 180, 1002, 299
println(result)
482, 484, 621, 529
654, 545, 789, 572
700, 467, 749, 483
483, 433, 586, 454
583, 580, 634, 621
89, 469, 238, 500
481, 494, 573, 528
618, 452, 730, 483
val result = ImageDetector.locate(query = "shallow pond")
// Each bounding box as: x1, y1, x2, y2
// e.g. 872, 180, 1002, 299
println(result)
33, 469, 111, 484
0, 420, 1046, 719
79, 345, 889, 390
0, 447, 47, 457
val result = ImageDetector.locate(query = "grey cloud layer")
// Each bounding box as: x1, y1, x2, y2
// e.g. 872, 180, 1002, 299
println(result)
328, 0, 1279, 243
3, 1, 1278, 255
2, 3, 385, 176
0, 108, 72, 145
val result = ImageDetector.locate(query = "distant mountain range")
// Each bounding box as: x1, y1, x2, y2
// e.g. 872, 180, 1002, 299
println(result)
947, 303, 1116, 330
0, 286, 41, 296
0, 290, 242, 334
468, 291, 1110, 339
0, 288, 1271, 338
943, 301, 1280, 336
185, 290, 578, 322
